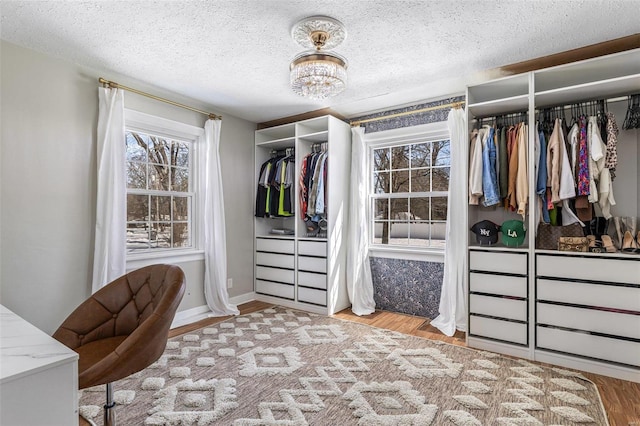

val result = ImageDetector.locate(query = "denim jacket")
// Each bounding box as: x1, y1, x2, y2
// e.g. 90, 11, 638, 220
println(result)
481, 126, 500, 207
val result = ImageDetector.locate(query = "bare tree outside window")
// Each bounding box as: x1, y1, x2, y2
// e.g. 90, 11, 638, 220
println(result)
372, 139, 450, 248
126, 131, 192, 251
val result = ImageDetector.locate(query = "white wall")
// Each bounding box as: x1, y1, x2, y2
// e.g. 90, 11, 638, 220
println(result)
0, 41, 256, 334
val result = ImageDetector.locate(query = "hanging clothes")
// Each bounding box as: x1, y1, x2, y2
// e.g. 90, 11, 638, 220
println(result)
516, 122, 529, 218
468, 127, 484, 205
481, 126, 500, 207
605, 112, 619, 181
587, 116, 606, 203
255, 151, 295, 218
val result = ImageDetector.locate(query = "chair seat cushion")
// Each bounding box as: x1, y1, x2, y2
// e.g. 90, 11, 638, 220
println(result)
76, 335, 128, 383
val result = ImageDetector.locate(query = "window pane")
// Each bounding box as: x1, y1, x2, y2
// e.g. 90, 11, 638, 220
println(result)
148, 164, 170, 191
432, 167, 450, 191
391, 146, 409, 170
172, 167, 189, 192
173, 223, 190, 248
174, 196, 189, 221
391, 170, 409, 193
373, 171, 390, 193
390, 198, 409, 220
373, 221, 387, 244
409, 221, 430, 246
373, 148, 390, 171
127, 194, 148, 221
151, 222, 171, 248
410, 142, 431, 168
127, 223, 150, 250
148, 136, 171, 165
374, 198, 389, 220
433, 140, 451, 166
150, 196, 171, 221
430, 221, 447, 249
410, 169, 430, 192
432, 197, 448, 220
409, 197, 429, 220
126, 161, 147, 189
126, 132, 147, 162
172, 141, 189, 167
389, 222, 409, 245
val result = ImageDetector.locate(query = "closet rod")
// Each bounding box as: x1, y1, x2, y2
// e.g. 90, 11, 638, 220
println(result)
349, 101, 465, 127
98, 77, 222, 120
537, 95, 631, 111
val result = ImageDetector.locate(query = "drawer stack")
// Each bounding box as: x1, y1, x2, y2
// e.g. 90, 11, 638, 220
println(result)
255, 238, 295, 300
297, 240, 327, 307
468, 249, 529, 346
536, 254, 640, 368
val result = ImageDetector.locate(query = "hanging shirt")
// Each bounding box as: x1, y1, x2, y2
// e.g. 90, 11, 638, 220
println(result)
587, 116, 606, 203
557, 119, 576, 202
516, 123, 529, 217
498, 126, 508, 199
605, 112, 619, 181
577, 116, 590, 196
537, 128, 550, 224
507, 125, 519, 210
468, 128, 484, 205
546, 119, 563, 204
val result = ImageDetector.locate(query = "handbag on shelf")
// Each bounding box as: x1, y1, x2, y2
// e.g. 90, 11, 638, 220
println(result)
558, 236, 589, 252
536, 223, 585, 250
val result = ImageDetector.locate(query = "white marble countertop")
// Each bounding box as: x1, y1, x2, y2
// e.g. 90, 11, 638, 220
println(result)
0, 304, 78, 384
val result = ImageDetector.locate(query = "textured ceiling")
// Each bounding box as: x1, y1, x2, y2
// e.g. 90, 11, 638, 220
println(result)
1, 0, 639, 123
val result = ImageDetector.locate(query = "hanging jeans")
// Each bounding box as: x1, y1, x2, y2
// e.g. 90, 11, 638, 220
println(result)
482, 127, 500, 207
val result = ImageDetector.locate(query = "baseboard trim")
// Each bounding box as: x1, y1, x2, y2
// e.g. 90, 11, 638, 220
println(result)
170, 292, 257, 329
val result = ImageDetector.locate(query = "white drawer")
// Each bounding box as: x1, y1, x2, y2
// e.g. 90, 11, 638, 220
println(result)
469, 272, 527, 298
298, 240, 327, 257
469, 251, 527, 275
256, 252, 294, 269
255, 266, 295, 285
297, 271, 327, 290
469, 315, 527, 345
298, 287, 327, 306
255, 280, 295, 300
537, 279, 640, 312
256, 238, 294, 254
537, 254, 640, 285
537, 326, 640, 367
470, 294, 527, 321
298, 256, 327, 273
537, 302, 640, 340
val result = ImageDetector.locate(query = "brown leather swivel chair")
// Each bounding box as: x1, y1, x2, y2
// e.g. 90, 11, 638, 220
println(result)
53, 264, 186, 426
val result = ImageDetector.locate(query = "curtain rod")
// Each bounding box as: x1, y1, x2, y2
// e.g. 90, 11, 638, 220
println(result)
349, 101, 465, 127
98, 77, 222, 120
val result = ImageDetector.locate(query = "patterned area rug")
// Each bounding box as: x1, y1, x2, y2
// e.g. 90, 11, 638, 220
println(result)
79, 306, 609, 425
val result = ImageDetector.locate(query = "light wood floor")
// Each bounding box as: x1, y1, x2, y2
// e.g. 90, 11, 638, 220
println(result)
171, 300, 640, 426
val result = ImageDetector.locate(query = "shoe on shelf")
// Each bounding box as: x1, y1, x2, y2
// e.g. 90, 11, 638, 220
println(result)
621, 231, 639, 253
601, 235, 617, 253
587, 235, 603, 253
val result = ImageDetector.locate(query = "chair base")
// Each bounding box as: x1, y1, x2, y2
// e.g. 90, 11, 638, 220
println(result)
104, 382, 116, 426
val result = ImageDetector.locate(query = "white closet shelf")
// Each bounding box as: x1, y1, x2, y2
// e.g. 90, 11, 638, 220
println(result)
256, 137, 296, 150
298, 130, 329, 143
468, 94, 529, 118
535, 73, 640, 108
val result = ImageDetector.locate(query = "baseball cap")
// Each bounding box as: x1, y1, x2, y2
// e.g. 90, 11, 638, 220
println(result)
470, 220, 500, 245
501, 220, 526, 247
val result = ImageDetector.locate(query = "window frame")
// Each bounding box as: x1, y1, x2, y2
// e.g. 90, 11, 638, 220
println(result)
124, 109, 205, 268
364, 121, 450, 262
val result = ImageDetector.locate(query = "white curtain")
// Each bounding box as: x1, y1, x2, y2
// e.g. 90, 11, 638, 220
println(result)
346, 127, 376, 315
92, 87, 126, 293
202, 119, 239, 316
431, 108, 468, 336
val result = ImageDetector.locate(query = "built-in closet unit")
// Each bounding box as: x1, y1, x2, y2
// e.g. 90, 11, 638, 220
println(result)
465, 48, 640, 382
254, 115, 351, 315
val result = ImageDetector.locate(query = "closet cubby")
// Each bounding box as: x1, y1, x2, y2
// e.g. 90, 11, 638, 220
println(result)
254, 115, 351, 315
465, 48, 640, 383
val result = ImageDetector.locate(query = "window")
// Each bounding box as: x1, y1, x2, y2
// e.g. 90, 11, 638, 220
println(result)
369, 126, 450, 250
124, 109, 203, 259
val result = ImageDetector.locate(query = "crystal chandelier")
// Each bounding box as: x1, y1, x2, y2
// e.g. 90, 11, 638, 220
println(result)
290, 16, 348, 100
